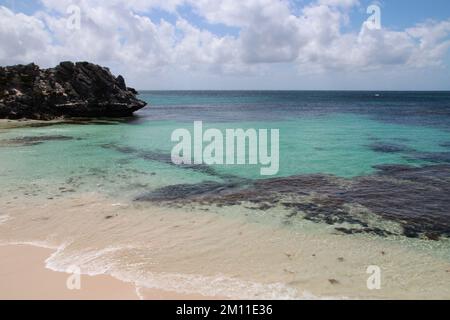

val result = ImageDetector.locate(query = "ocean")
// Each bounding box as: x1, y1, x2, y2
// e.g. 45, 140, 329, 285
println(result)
1, 91, 450, 299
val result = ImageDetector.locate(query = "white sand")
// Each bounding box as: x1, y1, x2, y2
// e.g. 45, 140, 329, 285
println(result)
0, 244, 222, 300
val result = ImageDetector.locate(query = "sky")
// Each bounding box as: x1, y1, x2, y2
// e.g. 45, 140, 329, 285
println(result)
0, 0, 450, 90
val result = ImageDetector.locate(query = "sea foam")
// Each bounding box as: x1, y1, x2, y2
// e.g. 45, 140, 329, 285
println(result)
41, 243, 327, 300
0, 214, 10, 225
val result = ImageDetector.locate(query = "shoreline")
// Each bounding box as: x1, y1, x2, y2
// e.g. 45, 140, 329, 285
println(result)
0, 244, 223, 300
1, 191, 450, 300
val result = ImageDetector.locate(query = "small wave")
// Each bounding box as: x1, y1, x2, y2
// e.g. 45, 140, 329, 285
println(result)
129, 272, 300, 300
0, 214, 10, 225
0, 241, 346, 300
44, 245, 133, 276
0, 240, 59, 250
126, 272, 346, 300
41, 244, 325, 300
2, 241, 345, 300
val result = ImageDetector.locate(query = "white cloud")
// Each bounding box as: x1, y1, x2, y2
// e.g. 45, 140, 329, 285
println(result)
0, 7, 53, 65
406, 20, 450, 68
1, 0, 450, 88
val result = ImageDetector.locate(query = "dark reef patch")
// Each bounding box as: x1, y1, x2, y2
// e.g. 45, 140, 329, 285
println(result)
135, 181, 246, 202
406, 151, 450, 163
0, 135, 77, 147
367, 142, 415, 154
136, 164, 450, 240
102, 144, 245, 181
0, 118, 124, 131
367, 141, 450, 164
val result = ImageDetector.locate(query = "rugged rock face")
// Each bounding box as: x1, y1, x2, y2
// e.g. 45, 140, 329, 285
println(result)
0, 62, 147, 120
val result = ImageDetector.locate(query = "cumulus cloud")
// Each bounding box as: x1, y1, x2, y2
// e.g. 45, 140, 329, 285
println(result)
0, 7, 53, 65
1, 0, 450, 85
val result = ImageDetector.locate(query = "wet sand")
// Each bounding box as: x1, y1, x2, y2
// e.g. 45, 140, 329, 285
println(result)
0, 245, 219, 300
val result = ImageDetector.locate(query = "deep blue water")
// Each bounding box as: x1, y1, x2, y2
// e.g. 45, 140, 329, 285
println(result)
138, 91, 450, 129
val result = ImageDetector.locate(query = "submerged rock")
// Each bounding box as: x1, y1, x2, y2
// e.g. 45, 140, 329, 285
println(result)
0, 135, 76, 147
440, 142, 450, 148
136, 164, 450, 240
0, 62, 147, 120
367, 142, 415, 154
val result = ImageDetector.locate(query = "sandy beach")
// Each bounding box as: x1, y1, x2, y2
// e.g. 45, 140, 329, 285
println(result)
0, 244, 222, 300
1, 191, 450, 300
0, 244, 139, 300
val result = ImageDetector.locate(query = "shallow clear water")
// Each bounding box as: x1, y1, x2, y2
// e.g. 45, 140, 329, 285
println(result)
1, 91, 450, 192
1, 91, 450, 299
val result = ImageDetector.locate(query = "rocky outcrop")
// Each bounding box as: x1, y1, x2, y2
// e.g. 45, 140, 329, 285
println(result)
0, 62, 147, 120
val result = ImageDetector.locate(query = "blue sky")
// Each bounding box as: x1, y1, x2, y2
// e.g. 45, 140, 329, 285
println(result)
351, 0, 450, 29
1, 0, 450, 90
3, 0, 449, 36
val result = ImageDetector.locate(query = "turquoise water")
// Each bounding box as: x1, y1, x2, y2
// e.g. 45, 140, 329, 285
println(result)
1, 91, 450, 199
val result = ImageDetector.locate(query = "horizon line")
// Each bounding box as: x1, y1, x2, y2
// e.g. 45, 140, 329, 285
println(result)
137, 89, 450, 92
